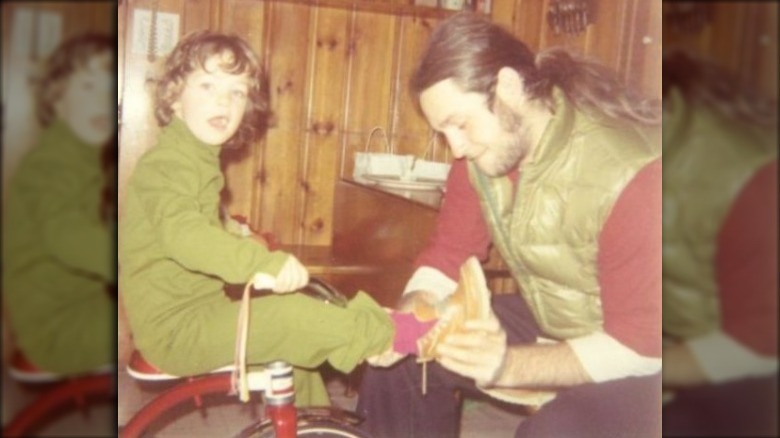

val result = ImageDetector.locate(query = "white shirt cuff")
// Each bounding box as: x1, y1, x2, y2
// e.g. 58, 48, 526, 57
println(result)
403, 266, 457, 301
687, 331, 778, 383
567, 331, 662, 383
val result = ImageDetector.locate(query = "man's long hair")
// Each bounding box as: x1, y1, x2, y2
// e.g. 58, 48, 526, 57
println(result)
410, 13, 660, 125
662, 51, 776, 127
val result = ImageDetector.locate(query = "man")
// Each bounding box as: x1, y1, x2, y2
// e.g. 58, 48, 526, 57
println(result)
358, 13, 662, 437
660, 52, 777, 436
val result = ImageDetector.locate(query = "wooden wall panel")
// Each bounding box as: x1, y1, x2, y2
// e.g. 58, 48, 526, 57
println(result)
219, 1, 266, 224
340, 11, 397, 178
118, 1, 127, 104
118, 0, 212, 206
300, 7, 352, 245
707, 3, 750, 75
499, 0, 660, 98
620, 0, 661, 99
119, 0, 659, 245
662, 2, 777, 100
504, 0, 544, 51
7, 2, 116, 37
584, 0, 631, 80
490, 0, 516, 35
744, 3, 777, 99
662, 2, 746, 72
256, 2, 311, 242
390, 16, 439, 155
180, 0, 213, 35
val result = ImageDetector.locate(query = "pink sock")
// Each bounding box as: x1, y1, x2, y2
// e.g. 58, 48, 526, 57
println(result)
390, 311, 438, 355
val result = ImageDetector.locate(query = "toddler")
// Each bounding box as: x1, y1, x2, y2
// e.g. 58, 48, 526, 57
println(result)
119, 31, 436, 406
2, 33, 115, 375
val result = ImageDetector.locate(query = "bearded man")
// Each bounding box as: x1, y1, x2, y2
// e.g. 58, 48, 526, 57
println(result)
358, 13, 662, 437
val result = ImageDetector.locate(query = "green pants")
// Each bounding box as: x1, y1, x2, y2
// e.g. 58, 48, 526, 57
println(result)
136, 291, 394, 406
6, 284, 113, 375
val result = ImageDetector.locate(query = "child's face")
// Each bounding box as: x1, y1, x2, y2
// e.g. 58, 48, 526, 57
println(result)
172, 53, 250, 146
55, 52, 114, 147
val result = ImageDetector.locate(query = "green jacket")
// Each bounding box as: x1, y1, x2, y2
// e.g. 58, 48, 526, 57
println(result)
469, 89, 660, 339
119, 118, 289, 351
662, 90, 777, 338
2, 120, 113, 373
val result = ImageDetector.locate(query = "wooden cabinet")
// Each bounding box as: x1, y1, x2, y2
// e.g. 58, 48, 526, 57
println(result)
332, 180, 515, 301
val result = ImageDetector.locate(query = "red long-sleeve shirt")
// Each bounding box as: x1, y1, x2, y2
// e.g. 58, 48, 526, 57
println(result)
716, 160, 778, 357
415, 158, 662, 357
416, 156, 777, 365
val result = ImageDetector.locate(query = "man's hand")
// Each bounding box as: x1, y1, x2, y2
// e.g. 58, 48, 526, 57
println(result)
436, 310, 507, 387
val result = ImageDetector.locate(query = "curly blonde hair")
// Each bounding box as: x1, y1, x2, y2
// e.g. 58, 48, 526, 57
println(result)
34, 33, 113, 126
154, 30, 270, 149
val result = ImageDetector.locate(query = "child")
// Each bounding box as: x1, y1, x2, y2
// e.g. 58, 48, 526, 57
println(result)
2, 34, 115, 375
119, 31, 438, 406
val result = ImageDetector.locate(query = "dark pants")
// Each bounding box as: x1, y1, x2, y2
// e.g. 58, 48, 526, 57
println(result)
357, 294, 661, 437
662, 375, 778, 436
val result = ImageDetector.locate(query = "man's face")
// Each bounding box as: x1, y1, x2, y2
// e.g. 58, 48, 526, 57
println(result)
172, 52, 250, 146
55, 52, 114, 147
419, 78, 526, 177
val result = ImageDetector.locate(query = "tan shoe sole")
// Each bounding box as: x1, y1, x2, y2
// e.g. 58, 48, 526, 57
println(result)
415, 257, 558, 407
417, 257, 491, 361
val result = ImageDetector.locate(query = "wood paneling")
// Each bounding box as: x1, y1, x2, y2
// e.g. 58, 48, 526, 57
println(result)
219, 0, 266, 232
503, 0, 544, 51
256, 2, 311, 242
662, 1, 777, 100
621, 0, 662, 98
115, 0, 659, 355
585, 0, 631, 81
300, 7, 352, 245
390, 16, 439, 154
745, 3, 777, 99
118, 0, 212, 206
118, 0, 661, 250
512, 0, 659, 99
340, 11, 396, 177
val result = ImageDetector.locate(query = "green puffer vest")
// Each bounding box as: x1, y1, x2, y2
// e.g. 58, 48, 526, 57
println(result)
662, 90, 777, 339
469, 89, 660, 339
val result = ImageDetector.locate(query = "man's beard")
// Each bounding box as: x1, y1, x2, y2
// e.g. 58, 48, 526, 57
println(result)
482, 98, 526, 177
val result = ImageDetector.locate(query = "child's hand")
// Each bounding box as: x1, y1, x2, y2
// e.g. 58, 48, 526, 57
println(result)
272, 256, 309, 293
